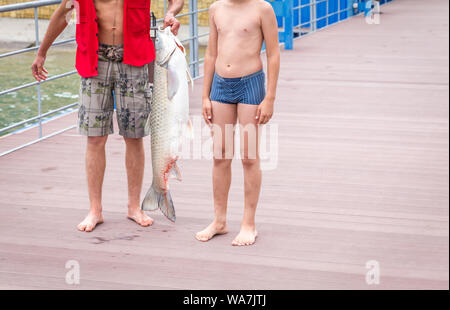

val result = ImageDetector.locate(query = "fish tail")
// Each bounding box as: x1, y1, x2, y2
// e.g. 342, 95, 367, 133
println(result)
141, 183, 176, 222
141, 183, 159, 212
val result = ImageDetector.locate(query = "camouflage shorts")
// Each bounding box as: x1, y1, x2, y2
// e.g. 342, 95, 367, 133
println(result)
77, 44, 153, 138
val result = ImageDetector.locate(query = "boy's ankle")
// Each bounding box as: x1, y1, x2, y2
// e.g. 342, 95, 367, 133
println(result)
240, 221, 256, 230
213, 218, 227, 228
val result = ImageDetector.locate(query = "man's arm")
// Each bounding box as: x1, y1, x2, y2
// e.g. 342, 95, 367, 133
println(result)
201, 2, 218, 125
163, 0, 184, 35
257, 2, 280, 125
31, 0, 74, 81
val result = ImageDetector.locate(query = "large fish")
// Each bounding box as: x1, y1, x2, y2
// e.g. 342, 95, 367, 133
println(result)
141, 26, 192, 222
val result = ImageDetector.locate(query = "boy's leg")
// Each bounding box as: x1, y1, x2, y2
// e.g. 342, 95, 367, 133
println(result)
124, 137, 153, 226
77, 136, 107, 232
196, 101, 237, 242
232, 103, 261, 246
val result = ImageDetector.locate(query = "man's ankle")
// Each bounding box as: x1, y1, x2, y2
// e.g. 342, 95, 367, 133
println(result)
128, 203, 141, 212
88, 207, 103, 215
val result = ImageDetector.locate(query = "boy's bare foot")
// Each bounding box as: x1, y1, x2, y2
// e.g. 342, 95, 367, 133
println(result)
195, 221, 228, 242
77, 212, 104, 232
232, 225, 258, 246
127, 207, 154, 227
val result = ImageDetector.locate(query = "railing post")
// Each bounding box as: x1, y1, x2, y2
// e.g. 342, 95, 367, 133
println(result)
338, 0, 341, 21
311, 0, 317, 32
188, 0, 199, 78
34, 7, 42, 138
348, 0, 354, 16
284, 0, 294, 50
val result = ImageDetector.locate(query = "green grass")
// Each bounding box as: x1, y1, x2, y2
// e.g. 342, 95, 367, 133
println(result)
0, 47, 79, 134
0, 44, 206, 136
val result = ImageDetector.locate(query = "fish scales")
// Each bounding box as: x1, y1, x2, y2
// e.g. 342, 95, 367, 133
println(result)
142, 27, 192, 222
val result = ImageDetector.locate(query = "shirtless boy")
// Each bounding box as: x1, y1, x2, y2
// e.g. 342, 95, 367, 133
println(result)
196, 0, 280, 246
31, 0, 184, 232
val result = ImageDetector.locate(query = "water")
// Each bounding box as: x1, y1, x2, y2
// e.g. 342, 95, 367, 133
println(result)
0, 46, 79, 134
0, 43, 205, 136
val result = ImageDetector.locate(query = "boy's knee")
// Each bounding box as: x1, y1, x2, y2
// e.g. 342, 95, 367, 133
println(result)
213, 148, 234, 161
241, 158, 259, 168
214, 158, 232, 168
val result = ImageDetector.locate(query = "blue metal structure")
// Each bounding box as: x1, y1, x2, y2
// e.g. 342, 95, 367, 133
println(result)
266, 0, 393, 49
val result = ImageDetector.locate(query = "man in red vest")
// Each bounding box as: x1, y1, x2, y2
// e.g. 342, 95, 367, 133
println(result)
31, 0, 184, 232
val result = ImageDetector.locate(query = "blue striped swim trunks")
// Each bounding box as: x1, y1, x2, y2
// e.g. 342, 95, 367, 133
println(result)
210, 70, 266, 105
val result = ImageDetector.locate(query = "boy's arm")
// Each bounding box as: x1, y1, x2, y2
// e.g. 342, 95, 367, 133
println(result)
201, 3, 219, 125
163, 0, 184, 35
257, 2, 280, 125
31, 0, 74, 81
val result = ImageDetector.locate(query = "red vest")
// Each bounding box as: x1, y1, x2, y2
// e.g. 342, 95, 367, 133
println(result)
75, 0, 155, 78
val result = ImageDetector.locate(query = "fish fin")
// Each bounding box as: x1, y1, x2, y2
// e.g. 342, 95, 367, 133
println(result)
141, 184, 176, 222
186, 69, 194, 91
141, 183, 160, 212
169, 162, 182, 181
167, 61, 180, 100
173, 35, 186, 55
161, 190, 176, 222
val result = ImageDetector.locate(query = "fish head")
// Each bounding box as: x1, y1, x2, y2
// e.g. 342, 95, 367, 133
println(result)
155, 27, 177, 66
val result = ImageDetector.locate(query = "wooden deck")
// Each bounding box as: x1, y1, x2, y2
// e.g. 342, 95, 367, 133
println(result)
0, 0, 448, 289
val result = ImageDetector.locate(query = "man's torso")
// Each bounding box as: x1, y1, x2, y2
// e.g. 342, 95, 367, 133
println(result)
93, 0, 125, 45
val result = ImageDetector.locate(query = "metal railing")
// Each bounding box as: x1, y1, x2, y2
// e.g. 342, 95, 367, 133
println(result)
272, 0, 393, 49
0, 0, 209, 157
0, 0, 77, 157
0, 0, 393, 157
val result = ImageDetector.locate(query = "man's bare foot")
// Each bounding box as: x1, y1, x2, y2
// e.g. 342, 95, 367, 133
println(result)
127, 208, 154, 227
195, 221, 228, 242
232, 225, 258, 246
77, 212, 104, 232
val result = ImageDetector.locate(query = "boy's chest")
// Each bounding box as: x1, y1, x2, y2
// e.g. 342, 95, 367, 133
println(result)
215, 11, 261, 38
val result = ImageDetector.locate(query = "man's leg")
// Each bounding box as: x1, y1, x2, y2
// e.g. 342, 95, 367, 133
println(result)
232, 103, 261, 246
196, 101, 237, 242
77, 136, 107, 232
124, 137, 154, 226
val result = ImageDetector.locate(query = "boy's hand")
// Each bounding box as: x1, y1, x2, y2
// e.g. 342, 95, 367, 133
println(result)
202, 97, 213, 126
31, 55, 48, 82
163, 12, 181, 35
256, 98, 274, 124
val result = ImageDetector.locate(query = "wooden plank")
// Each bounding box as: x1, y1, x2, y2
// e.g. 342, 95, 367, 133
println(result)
0, 0, 448, 289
